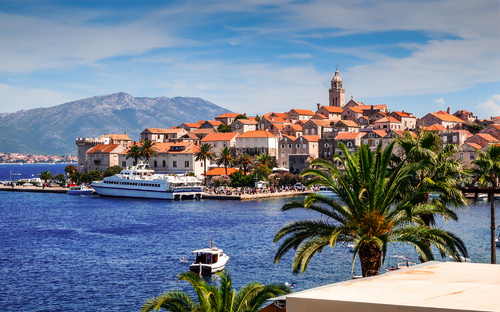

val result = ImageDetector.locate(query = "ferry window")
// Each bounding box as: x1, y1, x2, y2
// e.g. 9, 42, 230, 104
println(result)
185, 161, 189, 167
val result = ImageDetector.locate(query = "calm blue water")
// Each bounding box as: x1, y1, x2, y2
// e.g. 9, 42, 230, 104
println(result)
0, 164, 498, 311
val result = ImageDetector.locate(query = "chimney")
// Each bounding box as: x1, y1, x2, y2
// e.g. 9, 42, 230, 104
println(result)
317, 103, 321, 110
447, 106, 450, 114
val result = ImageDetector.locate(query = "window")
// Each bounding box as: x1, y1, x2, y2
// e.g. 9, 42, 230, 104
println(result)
223, 142, 227, 147
459, 153, 463, 160
470, 153, 474, 160
375, 140, 379, 145
163, 160, 166, 167
185, 161, 189, 167
325, 143, 329, 148
453, 136, 457, 142
122, 161, 126, 167
288, 144, 292, 148
302, 144, 306, 149
296, 144, 300, 148
154, 160, 157, 167
281, 153, 285, 158
443, 136, 447, 142
173, 161, 177, 168
311, 128, 315, 134
281, 144, 285, 148
347, 142, 352, 147
304, 129, 309, 135
282, 161, 285, 165
364, 140, 368, 144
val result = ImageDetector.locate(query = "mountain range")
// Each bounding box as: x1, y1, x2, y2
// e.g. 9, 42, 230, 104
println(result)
0, 92, 232, 155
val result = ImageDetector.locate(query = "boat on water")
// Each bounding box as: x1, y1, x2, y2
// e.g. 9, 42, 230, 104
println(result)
316, 186, 339, 197
67, 185, 94, 195
189, 238, 229, 275
90, 162, 203, 200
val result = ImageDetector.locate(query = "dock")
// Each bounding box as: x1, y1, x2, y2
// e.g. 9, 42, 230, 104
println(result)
0, 184, 67, 193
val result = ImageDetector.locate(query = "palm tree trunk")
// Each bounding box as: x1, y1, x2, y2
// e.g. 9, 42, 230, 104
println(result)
204, 160, 207, 186
491, 181, 497, 264
358, 243, 382, 277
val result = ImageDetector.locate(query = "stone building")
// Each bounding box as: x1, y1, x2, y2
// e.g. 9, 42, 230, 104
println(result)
235, 130, 278, 158
390, 111, 417, 130
328, 68, 345, 108
76, 133, 132, 173
418, 113, 463, 129
286, 109, 315, 122
231, 119, 257, 134
86, 144, 126, 173
215, 113, 240, 125
315, 105, 343, 121
140, 128, 187, 142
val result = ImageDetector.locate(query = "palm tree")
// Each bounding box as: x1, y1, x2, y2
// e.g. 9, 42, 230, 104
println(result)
255, 154, 273, 168
140, 140, 158, 163
472, 144, 500, 264
39, 170, 53, 183
216, 147, 234, 176
274, 142, 468, 277
141, 270, 291, 312
126, 144, 143, 165
396, 131, 467, 261
236, 153, 252, 175
195, 143, 216, 185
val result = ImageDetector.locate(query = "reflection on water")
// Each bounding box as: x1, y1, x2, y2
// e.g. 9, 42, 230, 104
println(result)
0, 191, 497, 311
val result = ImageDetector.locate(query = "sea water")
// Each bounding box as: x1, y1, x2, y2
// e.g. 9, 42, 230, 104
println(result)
0, 164, 498, 311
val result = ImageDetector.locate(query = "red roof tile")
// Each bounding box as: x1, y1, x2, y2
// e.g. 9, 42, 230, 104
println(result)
319, 106, 343, 113
201, 132, 239, 142
335, 132, 365, 140
216, 113, 240, 118
290, 109, 315, 115
300, 135, 320, 142
236, 130, 277, 138
203, 167, 241, 176
88, 144, 121, 154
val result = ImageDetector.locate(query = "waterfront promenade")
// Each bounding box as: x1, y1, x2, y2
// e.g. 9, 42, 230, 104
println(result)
0, 184, 311, 199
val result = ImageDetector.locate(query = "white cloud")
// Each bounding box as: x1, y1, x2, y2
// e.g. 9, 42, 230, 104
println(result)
0, 84, 79, 113
475, 94, 500, 118
434, 98, 445, 106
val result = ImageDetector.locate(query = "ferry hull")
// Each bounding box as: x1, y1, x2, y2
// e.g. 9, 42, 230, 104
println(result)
92, 185, 202, 200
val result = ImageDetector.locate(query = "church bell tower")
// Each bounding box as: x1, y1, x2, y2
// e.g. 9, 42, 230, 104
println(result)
329, 65, 345, 108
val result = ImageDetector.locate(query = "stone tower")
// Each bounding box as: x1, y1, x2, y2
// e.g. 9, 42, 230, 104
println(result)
329, 67, 345, 108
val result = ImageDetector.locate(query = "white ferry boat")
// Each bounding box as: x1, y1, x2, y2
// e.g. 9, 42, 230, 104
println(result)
67, 185, 94, 195
190, 238, 229, 275
91, 162, 203, 200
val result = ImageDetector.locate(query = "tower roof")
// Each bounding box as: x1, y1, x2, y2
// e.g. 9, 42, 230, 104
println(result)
332, 68, 342, 83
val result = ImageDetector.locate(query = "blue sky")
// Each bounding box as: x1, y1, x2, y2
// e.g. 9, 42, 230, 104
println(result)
0, 0, 498, 119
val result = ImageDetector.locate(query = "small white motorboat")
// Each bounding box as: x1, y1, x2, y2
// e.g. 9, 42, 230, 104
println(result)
477, 194, 489, 201
67, 185, 93, 195
448, 255, 471, 262
190, 238, 229, 275
316, 186, 339, 197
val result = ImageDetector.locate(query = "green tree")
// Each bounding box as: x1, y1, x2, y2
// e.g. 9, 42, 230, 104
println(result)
103, 165, 122, 178
81, 170, 102, 183
253, 164, 272, 181
230, 171, 254, 187
235, 114, 249, 120
54, 173, 66, 183
126, 144, 143, 165
40, 170, 53, 183
235, 153, 252, 175
472, 144, 500, 264
69, 171, 82, 184
255, 154, 274, 169
216, 147, 234, 176
140, 140, 158, 163
274, 142, 468, 277
64, 164, 78, 175
195, 143, 216, 185
217, 124, 232, 133
141, 270, 291, 312
254, 114, 260, 123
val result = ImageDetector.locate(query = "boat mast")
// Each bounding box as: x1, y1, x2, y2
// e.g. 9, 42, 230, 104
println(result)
209, 236, 212, 249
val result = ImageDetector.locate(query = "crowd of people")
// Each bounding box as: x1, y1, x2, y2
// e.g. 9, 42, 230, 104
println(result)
204, 184, 317, 196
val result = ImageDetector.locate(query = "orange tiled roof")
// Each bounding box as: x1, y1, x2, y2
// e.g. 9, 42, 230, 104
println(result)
430, 113, 463, 122
267, 123, 285, 130
263, 116, 289, 123
319, 106, 343, 113
284, 124, 303, 131
348, 107, 365, 113
422, 124, 447, 131
465, 142, 482, 149
107, 134, 131, 141
216, 113, 240, 118
234, 119, 257, 125
201, 132, 239, 142
337, 120, 359, 127
335, 132, 365, 140
280, 135, 298, 141
300, 135, 320, 142
392, 111, 414, 118
203, 120, 223, 126
203, 167, 241, 176
451, 130, 473, 138
371, 130, 388, 137
191, 128, 216, 134
476, 133, 500, 142
313, 113, 328, 119
435, 110, 450, 115
307, 119, 332, 127
196, 120, 206, 124
181, 123, 201, 128
290, 109, 315, 115
236, 130, 277, 138
143, 128, 185, 134
374, 117, 400, 123
294, 120, 307, 126
88, 144, 122, 154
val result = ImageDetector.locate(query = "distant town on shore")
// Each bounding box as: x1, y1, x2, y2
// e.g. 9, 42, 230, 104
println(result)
0, 152, 77, 164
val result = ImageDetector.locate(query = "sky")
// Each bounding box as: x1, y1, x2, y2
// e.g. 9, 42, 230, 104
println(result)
0, 0, 499, 119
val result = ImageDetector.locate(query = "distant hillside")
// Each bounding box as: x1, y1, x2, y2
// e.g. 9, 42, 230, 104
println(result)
0, 92, 232, 155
